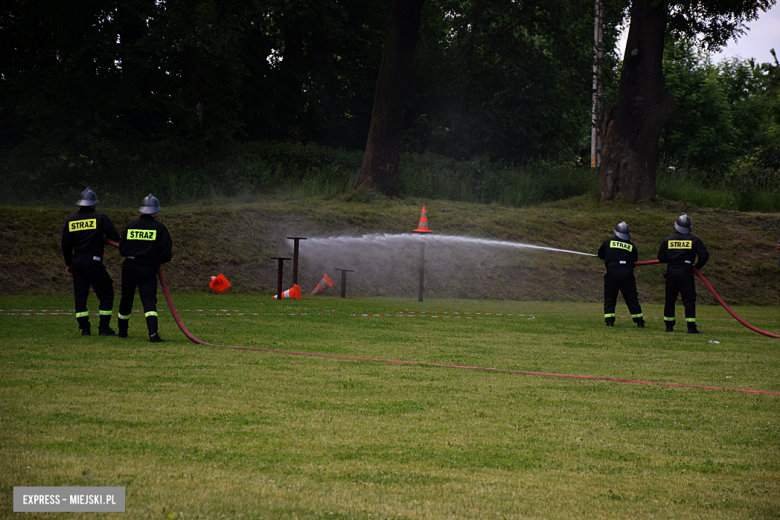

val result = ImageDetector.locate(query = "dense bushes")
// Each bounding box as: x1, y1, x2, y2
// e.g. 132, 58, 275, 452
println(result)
653, 43, 780, 212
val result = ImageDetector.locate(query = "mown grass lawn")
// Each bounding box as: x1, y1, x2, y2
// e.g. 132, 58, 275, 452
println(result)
1, 295, 779, 519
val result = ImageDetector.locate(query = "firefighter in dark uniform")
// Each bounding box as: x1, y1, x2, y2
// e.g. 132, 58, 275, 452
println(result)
117, 194, 173, 342
61, 188, 120, 336
597, 221, 645, 328
657, 214, 709, 334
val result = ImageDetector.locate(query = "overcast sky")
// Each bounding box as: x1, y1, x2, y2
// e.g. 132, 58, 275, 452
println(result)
617, 3, 779, 64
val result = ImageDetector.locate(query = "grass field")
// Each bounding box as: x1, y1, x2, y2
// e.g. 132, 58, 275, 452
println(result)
1, 294, 779, 519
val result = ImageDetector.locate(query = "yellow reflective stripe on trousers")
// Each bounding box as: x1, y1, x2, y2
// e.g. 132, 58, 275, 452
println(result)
604, 313, 615, 318
145, 311, 158, 318
118, 314, 130, 320
631, 313, 643, 318
99, 310, 112, 316
76, 311, 89, 318
685, 317, 696, 323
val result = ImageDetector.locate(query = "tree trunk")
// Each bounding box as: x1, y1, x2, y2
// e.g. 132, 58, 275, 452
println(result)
355, 0, 425, 196
599, 0, 676, 202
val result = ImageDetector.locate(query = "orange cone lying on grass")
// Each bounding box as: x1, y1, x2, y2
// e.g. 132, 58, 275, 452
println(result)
273, 284, 302, 299
311, 273, 336, 295
209, 274, 231, 293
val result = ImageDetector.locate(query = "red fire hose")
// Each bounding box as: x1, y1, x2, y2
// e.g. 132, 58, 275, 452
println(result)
105, 238, 225, 346
636, 259, 780, 338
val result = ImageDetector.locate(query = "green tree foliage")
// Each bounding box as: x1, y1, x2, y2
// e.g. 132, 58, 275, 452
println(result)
660, 42, 780, 172
1, 0, 623, 168
748, 50, 780, 170
405, 0, 625, 163
661, 42, 736, 169
251, 0, 389, 147
598, 0, 775, 203
656, 45, 780, 211
0, 0, 389, 156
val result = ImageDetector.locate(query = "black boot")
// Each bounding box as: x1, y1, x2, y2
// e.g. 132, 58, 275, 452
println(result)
635, 318, 645, 328
98, 314, 117, 336
687, 323, 702, 334
78, 315, 90, 336
117, 319, 128, 338
605, 318, 615, 327
665, 322, 674, 333
149, 332, 163, 343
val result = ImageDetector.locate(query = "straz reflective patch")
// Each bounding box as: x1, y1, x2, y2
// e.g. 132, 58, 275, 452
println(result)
609, 240, 633, 252
127, 229, 157, 241
69, 219, 96, 232
668, 240, 692, 249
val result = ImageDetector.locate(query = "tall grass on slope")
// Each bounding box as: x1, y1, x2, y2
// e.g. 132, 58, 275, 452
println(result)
1, 141, 598, 208
657, 162, 780, 212
397, 154, 599, 206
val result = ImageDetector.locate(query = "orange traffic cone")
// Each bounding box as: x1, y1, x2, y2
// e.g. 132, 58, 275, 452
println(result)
413, 205, 433, 233
209, 274, 231, 293
310, 273, 336, 295
273, 284, 302, 299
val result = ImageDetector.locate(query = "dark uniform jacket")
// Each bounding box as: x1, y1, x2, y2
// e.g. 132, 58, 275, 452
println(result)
119, 215, 173, 265
597, 237, 638, 271
657, 232, 709, 269
61, 207, 120, 265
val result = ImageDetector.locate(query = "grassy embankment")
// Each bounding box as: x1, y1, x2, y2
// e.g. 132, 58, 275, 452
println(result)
2, 194, 779, 305
1, 295, 779, 518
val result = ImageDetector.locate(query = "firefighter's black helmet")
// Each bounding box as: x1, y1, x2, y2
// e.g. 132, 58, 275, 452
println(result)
75, 188, 98, 207
674, 214, 692, 234
139, 194, 162, 214
613, 221, 631, 241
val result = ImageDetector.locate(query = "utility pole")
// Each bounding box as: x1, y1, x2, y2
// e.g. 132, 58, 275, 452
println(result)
590, 0, 603, 168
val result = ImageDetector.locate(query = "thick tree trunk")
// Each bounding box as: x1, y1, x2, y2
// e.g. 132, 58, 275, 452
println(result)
599, 0, 677, 202
355, 0, 425, 196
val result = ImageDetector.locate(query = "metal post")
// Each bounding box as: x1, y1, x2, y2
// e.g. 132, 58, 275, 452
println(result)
286, 236, 307, 286
418, 240, 425, 302
270, 257, 290, 299
335, 268, 354, 298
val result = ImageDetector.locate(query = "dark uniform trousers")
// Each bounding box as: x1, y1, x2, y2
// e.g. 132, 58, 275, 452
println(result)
118, 263, 159, 335
72, 254, 114, 331
664, 267, 697, 322
604, 269, 643, 320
